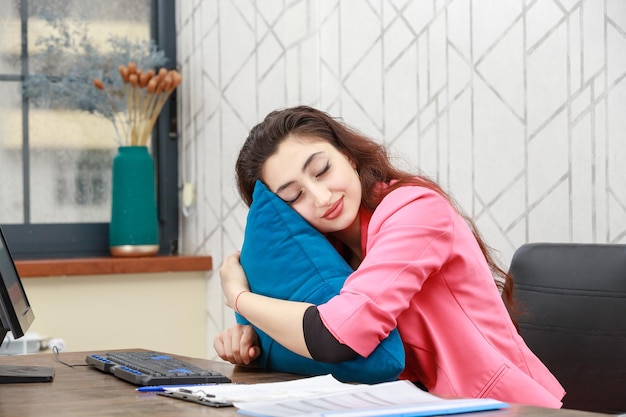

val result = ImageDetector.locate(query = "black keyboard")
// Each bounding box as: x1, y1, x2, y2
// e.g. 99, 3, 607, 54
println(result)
85, 351, 231, 386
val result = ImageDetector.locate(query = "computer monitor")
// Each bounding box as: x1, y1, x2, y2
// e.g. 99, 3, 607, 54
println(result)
0, 225, 54, 383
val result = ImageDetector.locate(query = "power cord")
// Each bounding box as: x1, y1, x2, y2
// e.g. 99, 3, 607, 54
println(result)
52, 346, 89, 368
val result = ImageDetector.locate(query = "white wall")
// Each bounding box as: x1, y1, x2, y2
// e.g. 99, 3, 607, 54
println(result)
176, 0, 626, 359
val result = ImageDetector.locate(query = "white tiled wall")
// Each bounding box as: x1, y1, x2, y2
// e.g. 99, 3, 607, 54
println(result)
176, 0, 626, 359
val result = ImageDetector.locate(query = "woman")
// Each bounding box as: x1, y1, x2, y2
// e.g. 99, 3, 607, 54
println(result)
215, 106, 565, 408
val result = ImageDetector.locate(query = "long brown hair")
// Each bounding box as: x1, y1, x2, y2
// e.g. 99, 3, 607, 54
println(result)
236, 105, 518, 326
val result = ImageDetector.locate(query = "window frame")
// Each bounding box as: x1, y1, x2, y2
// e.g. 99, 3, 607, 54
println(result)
1, 0, 179, 260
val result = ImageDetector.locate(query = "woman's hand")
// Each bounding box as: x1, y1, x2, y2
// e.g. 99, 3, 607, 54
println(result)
213, 324, 261, 365
218, 252, 312, 359
219, 252, 251, 310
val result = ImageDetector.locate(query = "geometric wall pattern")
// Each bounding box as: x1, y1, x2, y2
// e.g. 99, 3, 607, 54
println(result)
176, 0, 626, 358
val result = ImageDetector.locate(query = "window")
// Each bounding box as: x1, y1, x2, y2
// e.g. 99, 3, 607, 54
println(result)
0, 0, 178, 259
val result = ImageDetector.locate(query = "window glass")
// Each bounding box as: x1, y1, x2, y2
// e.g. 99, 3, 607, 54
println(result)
0, 82, 24, 224
0, 0, 20, 74
0, 1, 23, 224
0, 0, 177, 259
24, 0, 151, 224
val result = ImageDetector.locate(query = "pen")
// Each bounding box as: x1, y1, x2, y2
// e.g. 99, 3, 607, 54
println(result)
136, 384, 217, 392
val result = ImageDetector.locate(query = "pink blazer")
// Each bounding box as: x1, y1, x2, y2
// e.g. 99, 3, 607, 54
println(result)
318, 185, 565, 408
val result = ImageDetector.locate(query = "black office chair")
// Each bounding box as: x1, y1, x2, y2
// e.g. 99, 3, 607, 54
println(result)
509, 243, 626, 415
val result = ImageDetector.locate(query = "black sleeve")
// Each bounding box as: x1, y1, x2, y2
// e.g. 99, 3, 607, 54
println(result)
303, 305, 359, 363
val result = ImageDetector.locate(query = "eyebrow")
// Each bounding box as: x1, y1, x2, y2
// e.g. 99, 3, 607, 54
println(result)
275, 151, 323, 194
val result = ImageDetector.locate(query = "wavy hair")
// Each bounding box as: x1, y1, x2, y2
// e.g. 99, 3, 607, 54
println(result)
236, 105, 519, 328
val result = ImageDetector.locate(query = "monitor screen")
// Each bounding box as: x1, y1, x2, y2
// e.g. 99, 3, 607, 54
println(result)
0, 225, 35, 342
0, 225, 53, 383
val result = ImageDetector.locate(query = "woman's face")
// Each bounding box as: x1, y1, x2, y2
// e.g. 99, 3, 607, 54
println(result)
261, 135, 362, 234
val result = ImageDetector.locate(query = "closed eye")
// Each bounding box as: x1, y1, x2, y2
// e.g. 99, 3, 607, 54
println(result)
316, 162, 331, 178
284, 191, 302, 205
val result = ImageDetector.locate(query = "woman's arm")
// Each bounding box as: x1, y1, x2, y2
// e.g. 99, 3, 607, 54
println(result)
303, 306, 358, 362
235, 291, 313, 357
220, 252, 314, 358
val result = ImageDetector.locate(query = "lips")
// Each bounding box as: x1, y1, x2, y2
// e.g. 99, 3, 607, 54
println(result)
323, 196, 344, 220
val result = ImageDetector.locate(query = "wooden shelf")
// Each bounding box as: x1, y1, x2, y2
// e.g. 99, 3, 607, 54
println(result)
15, 255, 213, 278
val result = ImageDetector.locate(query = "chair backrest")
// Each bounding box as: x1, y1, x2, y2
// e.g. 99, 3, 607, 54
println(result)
509, 243, 626, 414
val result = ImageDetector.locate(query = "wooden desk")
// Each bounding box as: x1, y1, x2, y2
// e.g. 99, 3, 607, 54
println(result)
0, 350, 608, 417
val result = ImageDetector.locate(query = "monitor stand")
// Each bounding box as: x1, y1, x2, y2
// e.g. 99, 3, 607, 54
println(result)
0, 364, 55, 383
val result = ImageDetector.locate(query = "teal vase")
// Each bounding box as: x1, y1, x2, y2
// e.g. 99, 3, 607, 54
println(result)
109, 146, 159, 257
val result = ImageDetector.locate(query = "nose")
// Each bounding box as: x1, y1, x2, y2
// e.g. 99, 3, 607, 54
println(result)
310, 184, 331, 207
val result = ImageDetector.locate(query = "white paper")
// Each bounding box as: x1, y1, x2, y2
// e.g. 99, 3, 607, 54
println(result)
233, 379, 441, 417
162, 374, 509, 417
163, 374, 365, 403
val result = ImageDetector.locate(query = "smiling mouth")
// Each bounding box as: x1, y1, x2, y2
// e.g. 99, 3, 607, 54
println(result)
323, 196, 343, 220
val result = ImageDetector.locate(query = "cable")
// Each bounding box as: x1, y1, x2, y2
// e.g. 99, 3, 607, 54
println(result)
52, 346, 89, 368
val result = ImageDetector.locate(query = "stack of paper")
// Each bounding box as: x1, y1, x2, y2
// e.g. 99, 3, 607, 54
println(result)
160, 374, 509, 417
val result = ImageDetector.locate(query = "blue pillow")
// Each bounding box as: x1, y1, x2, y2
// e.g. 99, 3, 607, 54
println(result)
236, 180, 404, 384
